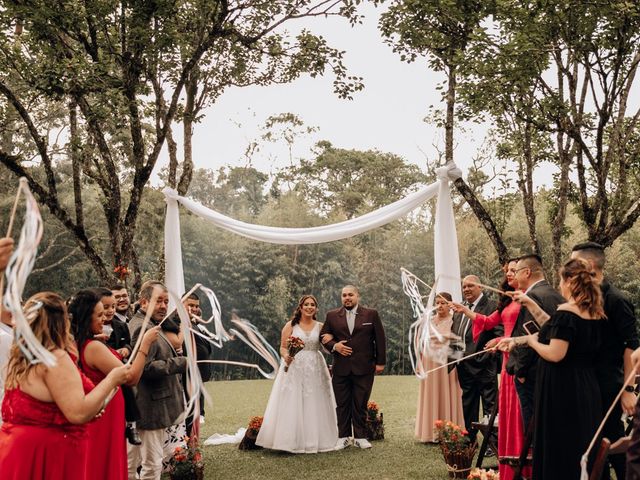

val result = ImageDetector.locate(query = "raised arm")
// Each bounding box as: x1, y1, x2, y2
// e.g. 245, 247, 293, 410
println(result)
512, 292, 550, 325
45, 350, 129, 424
85, 326, 160, 386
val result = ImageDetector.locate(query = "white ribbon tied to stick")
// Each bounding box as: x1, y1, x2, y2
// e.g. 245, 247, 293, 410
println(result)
2, 178, 55, 367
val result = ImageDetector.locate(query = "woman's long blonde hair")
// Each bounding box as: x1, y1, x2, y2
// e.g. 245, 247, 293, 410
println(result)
4, 292, 76, 389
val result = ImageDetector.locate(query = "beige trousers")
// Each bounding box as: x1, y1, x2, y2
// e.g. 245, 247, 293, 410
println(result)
127, 428, 166, 480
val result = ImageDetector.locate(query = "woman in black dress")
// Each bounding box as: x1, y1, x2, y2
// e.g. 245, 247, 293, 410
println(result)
504, 258, 605, 479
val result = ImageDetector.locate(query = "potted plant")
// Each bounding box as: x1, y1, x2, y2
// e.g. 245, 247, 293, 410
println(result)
239, 416, 264, 450
167, 436, 204, 480
434, 420, 477, 479
366, 401, 384, 441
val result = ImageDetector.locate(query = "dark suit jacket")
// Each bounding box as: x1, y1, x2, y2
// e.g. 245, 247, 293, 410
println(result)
320, 305, 386, 376
450, 294, 500, 376
597, 280, 639, 391
129, 310, 188, 430
506, 279, 564, 379
106, 316, 131, 354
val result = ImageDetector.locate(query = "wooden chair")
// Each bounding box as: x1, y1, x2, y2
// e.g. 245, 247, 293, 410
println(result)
472, 400, 499, 469
589, 436, 632, 480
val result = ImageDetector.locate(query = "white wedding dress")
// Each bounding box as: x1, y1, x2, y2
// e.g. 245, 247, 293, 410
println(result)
256, 322, 339, 453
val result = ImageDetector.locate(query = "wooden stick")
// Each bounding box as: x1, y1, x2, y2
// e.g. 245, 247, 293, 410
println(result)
424, 347, 498, 374
0, 183, 23, 314
5, 181, 23, 238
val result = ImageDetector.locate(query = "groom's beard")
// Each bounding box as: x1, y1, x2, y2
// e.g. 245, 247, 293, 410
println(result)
344, 305, 355, 311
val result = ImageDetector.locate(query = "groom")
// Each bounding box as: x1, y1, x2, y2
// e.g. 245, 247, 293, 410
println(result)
320, 285, 386, 449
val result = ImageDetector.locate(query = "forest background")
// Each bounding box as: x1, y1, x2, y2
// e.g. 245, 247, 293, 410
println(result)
1, 1, 639, 379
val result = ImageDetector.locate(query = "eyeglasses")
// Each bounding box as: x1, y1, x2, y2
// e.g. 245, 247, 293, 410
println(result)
514, 267, 530, 273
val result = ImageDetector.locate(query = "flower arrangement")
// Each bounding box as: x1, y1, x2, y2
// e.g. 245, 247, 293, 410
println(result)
434, 420, 477, 479
285, 336, 305, 372
239, 416, 264, 450
365, 401, 385, 440
468, 467, 499, 479
113, 264, 130, 281
167, 436, 204, 480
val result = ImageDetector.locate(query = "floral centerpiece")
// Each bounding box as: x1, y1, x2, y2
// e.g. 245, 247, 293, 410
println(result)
285, 336, 305, 372
434, 420, 477, 479
239, 416, 264, 450
467, 467, 499, 479
167, 436, 204, 480
365, 401, 384, 441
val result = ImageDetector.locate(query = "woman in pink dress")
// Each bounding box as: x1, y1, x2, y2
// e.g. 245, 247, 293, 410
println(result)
69, 289, 159, 480
452, 260, 529, 480
415, 292, 466, 442
0, 292, 130, 480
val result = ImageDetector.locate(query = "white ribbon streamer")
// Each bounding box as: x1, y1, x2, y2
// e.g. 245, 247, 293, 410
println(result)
2, 179, 54, 367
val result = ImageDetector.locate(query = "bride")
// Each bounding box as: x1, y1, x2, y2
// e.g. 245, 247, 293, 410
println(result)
256, 295, 339, 453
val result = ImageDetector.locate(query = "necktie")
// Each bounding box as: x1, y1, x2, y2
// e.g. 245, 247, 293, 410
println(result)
347, 310, 355, 334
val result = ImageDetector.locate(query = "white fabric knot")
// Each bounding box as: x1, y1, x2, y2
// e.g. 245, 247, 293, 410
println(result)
435, 161, 462, 182
163, 187, 179, 202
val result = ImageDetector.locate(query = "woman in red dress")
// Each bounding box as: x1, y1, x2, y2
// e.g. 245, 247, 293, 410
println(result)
0, 292, 130, 480
452, 260, 529, 480
68, 289, 159, 480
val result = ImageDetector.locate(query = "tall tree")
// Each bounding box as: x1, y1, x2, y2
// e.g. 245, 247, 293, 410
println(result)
0, 0, 364, 288
461, 0, 640, 276
379, 0, 511, 263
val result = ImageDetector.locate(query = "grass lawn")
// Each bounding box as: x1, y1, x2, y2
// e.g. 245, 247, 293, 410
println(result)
199, 375, 470, 479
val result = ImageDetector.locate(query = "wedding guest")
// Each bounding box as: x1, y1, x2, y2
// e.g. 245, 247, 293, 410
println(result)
128, 281, 187, 480
450, 275, 499, 444
415, 292, 465, 442
256, 294, 339, 453
505, 253, 564, 429
0, 292, 130, 480
499, 258, 605, 480
452, 260, 528, 480
626, 347, 640, 479
0, 308, 12, 425
181, 293, 212, 433
571, 241, 639, 479
69, 289, 160, 480
95, 288, 142, 445
321, 285, 386, 450
112, 284, 131, 323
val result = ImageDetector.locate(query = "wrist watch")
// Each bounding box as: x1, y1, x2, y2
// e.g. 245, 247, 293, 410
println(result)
624, 385, 635, 393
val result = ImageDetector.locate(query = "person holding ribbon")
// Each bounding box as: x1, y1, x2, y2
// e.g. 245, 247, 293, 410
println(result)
69, 288, 159, 480
0, 292, 131, 480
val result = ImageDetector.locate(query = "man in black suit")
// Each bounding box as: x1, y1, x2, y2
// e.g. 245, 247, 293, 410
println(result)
450, 275, 499, 444
505, 254, 564, 430
571, 242, 639, 480
320, 285, 386, 450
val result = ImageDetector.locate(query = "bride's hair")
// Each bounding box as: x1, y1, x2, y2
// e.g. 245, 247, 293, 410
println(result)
290, 295, 318, 326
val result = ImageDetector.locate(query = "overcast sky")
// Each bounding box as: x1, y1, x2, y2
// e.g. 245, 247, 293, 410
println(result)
157, 3, 548, 189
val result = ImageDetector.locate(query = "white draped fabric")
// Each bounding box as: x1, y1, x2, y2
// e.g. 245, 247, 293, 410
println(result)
163, 161, 463, 303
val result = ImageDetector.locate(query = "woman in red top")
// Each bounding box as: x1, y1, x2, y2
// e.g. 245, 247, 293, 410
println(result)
0, 292, 130, 480
452, 260, 528, 480
68, 289, 159, 480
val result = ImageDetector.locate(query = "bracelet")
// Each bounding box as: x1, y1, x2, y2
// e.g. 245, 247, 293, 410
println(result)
139, 350, 149, 356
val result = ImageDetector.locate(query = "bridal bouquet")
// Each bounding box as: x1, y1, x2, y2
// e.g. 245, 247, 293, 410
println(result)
284, 336, 305, 372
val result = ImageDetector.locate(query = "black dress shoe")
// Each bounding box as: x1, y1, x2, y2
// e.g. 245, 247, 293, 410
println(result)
126, 425, 142, 445
484, 447, 495, 457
